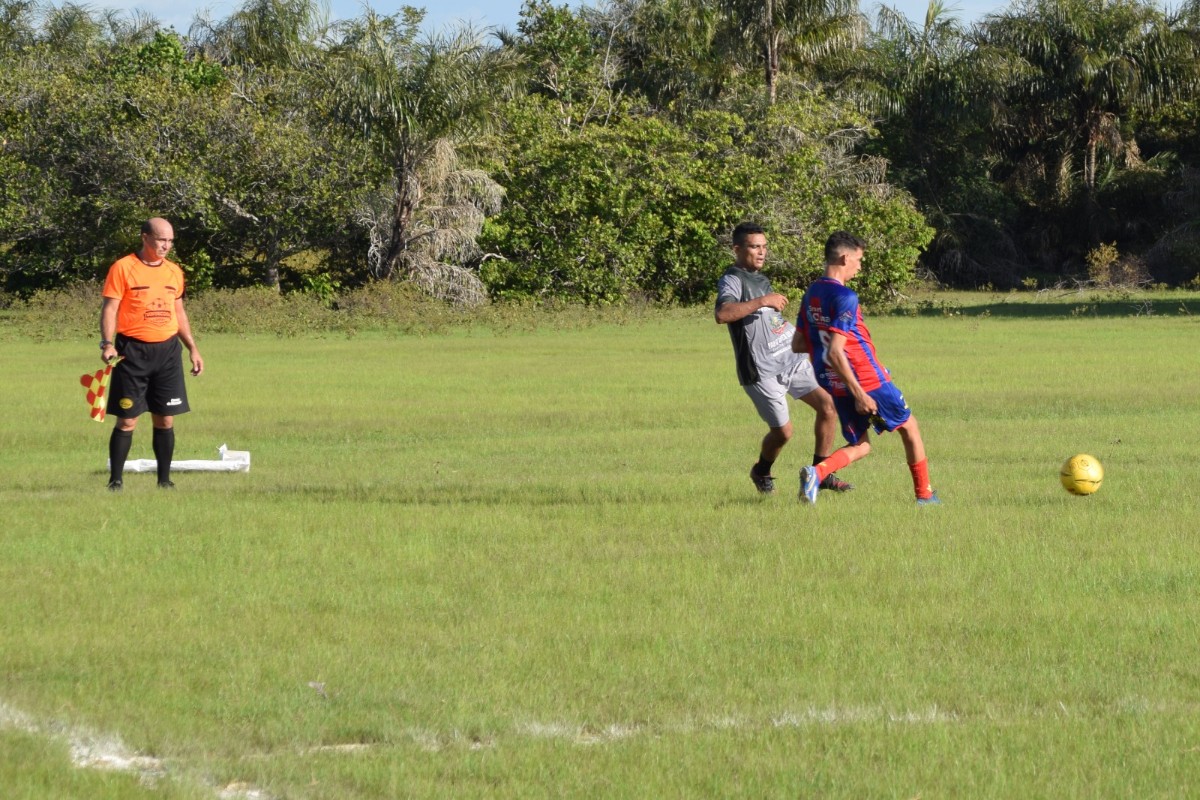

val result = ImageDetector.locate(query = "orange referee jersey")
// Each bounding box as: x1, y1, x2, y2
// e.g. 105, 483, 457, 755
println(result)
102, 254, 185, 343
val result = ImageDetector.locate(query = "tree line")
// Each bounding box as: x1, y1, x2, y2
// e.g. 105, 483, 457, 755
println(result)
3, 0, 1199, 306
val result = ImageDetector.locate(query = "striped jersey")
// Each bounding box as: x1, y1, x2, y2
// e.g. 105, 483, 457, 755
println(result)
798, 277, 890, 396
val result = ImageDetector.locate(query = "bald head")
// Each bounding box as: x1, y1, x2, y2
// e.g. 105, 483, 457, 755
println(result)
141, 217, 172, 237
138, 217, 174, 264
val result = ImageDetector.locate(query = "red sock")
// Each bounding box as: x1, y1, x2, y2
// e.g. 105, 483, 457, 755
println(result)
816, 449, 853, 482
909, 458, 933, 499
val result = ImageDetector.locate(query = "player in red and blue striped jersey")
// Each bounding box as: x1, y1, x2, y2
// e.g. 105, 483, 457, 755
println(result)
792, 231, 939, 505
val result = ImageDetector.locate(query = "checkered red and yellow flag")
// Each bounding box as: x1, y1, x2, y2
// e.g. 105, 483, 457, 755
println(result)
80, 357, 122, 422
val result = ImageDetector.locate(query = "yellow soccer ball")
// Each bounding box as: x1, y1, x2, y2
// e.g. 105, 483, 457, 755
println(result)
1060, 453, 1104, 495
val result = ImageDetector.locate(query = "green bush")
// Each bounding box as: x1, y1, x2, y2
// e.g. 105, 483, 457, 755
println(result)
188, 287, 344, 337
336, 281, 473, 335
482, 93, 932, 306
482, 100, 759, 305
746, 99, 935, 301
7, 283, 101, 342
0, 281, 703, 343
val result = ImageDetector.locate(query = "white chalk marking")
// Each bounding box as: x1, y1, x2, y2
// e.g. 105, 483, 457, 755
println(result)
2, 694, 961, 797
0, 698, 271, 799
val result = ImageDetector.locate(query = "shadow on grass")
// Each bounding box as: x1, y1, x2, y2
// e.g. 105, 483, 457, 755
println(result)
879, 292, 1200, 319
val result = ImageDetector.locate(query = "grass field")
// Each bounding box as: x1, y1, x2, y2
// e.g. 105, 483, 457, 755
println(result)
2, 292, 1200, 798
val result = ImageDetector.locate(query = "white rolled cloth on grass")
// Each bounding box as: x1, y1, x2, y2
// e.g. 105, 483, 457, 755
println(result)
109, 443, 250, 473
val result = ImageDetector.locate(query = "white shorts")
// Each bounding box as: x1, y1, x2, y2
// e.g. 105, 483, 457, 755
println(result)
743, 356, 821, 429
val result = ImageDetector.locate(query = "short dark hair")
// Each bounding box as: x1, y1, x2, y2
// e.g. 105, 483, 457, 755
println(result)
824, 231, 865, 262
732, 221, 766, 247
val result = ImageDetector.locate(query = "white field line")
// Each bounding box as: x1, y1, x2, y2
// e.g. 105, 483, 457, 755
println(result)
771, 705, 960, 727
2, 695, 960, 791
517, 705, 958, 746
0, 698, 272, 799
385, 705, 956, 753
299, 704, 961, 755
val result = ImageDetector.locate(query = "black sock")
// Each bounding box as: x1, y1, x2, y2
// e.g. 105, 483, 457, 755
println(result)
753, 457, 775, 477
153, 427, 175, 483
109, 428, 133, 482
814, 454, 830, 466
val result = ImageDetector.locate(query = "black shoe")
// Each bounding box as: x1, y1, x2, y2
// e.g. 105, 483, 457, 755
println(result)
157, 480, 176, 489
107, 479, 123, 492
750, 467, 776, 495
819, 473, 854, 492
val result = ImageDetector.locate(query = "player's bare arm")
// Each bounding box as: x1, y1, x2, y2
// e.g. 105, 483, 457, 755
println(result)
100, 298, 120, 362
175, 298, 204, 376
827, 332, 877, 416
790, 327, 808, 353
714, 293, 788, 324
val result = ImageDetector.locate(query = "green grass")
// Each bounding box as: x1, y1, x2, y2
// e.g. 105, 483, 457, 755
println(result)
0, 728, 208, 800
2, 296, 1200, 797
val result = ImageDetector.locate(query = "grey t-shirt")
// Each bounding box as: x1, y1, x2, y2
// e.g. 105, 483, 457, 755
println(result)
716, 266, 803, 387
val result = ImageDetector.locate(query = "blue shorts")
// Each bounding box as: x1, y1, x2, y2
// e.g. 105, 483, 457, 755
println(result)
832, 382, 911, 445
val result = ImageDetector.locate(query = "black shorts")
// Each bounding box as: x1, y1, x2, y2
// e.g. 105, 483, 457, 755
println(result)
107, 334, 191, 418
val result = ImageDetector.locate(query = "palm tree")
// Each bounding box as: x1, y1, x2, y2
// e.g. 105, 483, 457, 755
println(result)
722, 0, 862, 104
605, 0, 733, 110
867, 1, 974, 119
325, 11, 512, 303
979, 0, 1200, 200
189, 0, 330, 67
30, 2, 157, 59
608, 0, 861, 107
861, 1, 1013, 282
0, 0, 38, 54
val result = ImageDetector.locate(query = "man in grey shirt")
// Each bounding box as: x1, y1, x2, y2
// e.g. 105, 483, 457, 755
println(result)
715, 222, 850, 495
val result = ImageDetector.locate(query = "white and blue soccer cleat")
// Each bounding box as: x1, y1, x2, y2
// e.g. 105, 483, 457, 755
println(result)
798, 465, 820, 504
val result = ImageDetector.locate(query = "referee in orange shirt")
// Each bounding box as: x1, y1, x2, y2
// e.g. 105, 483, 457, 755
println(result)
99, 218, 204, 491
